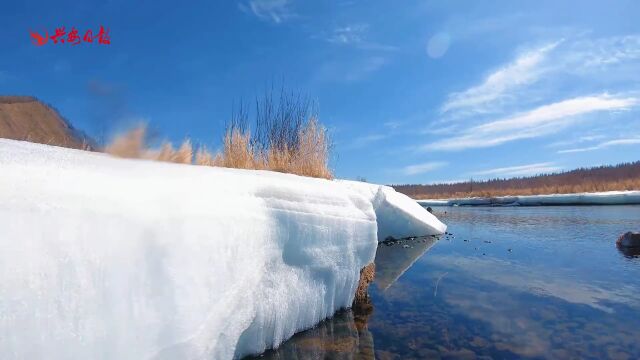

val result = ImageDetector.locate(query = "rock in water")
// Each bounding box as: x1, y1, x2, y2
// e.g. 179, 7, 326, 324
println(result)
616, 232, 640, 248
353, 263, 376, 305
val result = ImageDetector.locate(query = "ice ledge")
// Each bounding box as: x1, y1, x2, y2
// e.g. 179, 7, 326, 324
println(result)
0, 139, 445, 359
339, 180, 447, 240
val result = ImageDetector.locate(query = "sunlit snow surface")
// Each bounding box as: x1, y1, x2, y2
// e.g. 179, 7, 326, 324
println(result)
0, 139, 445, 359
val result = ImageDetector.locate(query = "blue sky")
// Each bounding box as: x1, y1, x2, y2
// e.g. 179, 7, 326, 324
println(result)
1, 0, 639, 184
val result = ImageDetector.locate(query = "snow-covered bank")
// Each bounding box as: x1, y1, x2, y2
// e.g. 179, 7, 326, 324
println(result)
0, 139, 445, 359
418, 191, 640, 207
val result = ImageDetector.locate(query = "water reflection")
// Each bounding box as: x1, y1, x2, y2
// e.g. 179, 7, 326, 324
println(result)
250, 305, 375, 360
375, 236, 439, 291
617, 246, 640, 258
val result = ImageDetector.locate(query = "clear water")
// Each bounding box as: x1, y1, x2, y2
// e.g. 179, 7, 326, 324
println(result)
250, 206, 640, 360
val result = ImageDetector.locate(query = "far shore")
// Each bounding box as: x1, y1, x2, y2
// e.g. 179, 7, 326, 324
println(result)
418, 190, 640, 207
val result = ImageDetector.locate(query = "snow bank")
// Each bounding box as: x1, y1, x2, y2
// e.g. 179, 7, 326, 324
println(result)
0, 139, 444, 359
340, 181, 447, 239
418, 191, 640, 207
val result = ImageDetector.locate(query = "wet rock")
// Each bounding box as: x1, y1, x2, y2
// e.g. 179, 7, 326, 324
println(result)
616, 232, 640, 248
353, 263, 375, 305
426, 206, 433, 213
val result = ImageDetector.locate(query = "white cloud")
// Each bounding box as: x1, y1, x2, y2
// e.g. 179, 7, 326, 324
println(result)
558, 137, 640, 154
402, 161, 447, 175
239, 0, 294, 24
471, 162, 562, 177
425, 94, 637, 151
441, 41, 561, 115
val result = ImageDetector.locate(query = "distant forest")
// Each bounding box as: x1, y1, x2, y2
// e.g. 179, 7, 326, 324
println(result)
394, 161, 640, 199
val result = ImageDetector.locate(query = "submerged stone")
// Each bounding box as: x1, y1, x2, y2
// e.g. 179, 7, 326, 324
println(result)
617, 232, 640, 248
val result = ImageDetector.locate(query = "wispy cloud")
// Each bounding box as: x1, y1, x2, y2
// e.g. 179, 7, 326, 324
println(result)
547, 134, 607, 148
441, 41, 561, 115
402, 161, 447, 175
323, 24, 397, 51
347, 133, 387, 149
431, 34, 640, 145
239, 0, 294, 24
326, 24, 367, 45
471, 162, 562, 177
558, 137, 640, 154
425, 94, 637, 151
566, 35, 640, 70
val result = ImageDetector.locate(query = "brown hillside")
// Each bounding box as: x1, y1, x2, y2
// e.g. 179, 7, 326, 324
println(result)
0, 96, 92, 150
394, 161, 640, 199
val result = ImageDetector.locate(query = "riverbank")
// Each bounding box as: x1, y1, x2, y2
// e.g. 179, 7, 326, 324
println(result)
418, 190, 640, 207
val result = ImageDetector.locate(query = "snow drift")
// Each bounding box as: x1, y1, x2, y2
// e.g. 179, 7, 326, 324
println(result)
0, 139, 445, 359
418, 191, 640, 207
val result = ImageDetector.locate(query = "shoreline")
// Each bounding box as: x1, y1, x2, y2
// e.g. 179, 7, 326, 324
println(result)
418, 190, 640, 207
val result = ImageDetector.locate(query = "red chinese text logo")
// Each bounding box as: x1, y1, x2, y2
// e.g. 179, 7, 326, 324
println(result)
30, 26, 110, 46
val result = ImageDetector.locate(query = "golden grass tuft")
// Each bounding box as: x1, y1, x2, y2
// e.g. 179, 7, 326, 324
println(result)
104, 91, 333, 179
171, 139, 193, 164
221, 129, 258, 170
155, 142, 175, 162
195, 146, 220, 166
104, 126, 146, 159
290, 118, 331, 179
214, 117, 332, 179
106, 127, 195, 166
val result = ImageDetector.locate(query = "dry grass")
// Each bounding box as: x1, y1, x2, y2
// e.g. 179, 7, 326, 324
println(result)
194, 146, 220, 167
211, 117, 331, 178
104, 126, 146, 158
395, 162, 640, 199
104, 114, 332, 179
105, 125, 193, 164
221, 129, 260, 170
420, 180, 640, 199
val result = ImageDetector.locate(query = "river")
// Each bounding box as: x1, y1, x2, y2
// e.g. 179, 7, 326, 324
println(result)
250, 205, 640, 359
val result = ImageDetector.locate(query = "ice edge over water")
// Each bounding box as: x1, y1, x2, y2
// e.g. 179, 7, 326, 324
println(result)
0, 139, 446, 360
